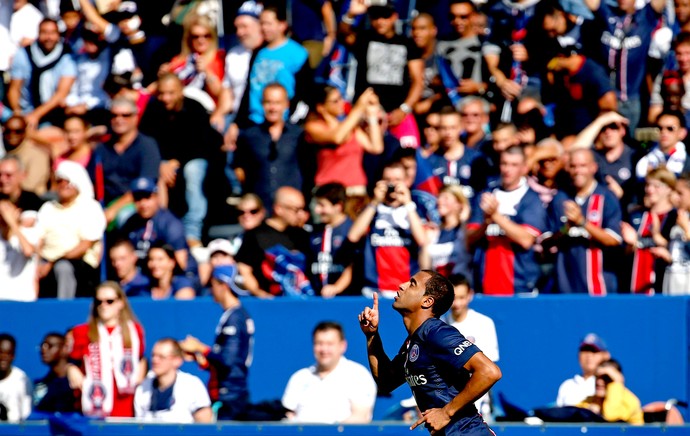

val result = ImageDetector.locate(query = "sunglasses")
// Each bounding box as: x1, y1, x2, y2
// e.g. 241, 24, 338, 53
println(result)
94, 298, 118, 306
658, 125, 678, 132
451, 13, 472, 19
3, 128, 25, 134
191, 33, 212, 40
239, 207, 261, 215
111, 112, 135, 119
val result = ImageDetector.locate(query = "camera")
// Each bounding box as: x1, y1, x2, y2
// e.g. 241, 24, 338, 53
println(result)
386, 184, 396, 195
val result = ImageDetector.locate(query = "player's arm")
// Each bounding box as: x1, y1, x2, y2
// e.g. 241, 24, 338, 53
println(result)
412, 352, 501, 432
358, 294, 405, 394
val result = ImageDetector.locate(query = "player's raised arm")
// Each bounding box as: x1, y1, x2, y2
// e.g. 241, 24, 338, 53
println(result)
358, 294, 404, 394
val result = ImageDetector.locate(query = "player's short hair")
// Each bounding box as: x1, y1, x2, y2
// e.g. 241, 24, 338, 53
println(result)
312, 321, 345, 341
421, 270, 455, 317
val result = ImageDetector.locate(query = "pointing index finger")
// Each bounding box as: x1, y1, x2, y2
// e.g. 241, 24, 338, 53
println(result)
372, 292, 379, 312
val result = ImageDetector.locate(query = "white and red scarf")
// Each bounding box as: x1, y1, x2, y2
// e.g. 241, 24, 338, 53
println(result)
82, 321, 140, 417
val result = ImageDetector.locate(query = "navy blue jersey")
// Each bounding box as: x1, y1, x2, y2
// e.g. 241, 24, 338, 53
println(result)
307, 218, 354, 294
207, 305, 254, 419
392, 318, 493, 435
428, 148, 486, 200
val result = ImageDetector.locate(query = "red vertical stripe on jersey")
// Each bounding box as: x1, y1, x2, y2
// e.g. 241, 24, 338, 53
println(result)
631, 212, 655, 294
483, 238, 515, 295
376, 247, 411, 295
586, 194, 606, 296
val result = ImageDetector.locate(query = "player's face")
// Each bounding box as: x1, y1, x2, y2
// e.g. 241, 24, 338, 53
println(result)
151, 342, 181, 376
393, 271, 432, 313
0, 339, 15, 372
313, 329, 346, 371
450, 284, 472, 318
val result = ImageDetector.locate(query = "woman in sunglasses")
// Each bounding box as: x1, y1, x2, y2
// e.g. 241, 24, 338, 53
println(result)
66, 281, 146, 417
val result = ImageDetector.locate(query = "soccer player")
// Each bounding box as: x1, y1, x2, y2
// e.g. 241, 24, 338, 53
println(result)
357, 270, 501, 435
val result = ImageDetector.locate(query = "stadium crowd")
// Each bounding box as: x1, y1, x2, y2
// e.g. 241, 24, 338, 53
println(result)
1, 0, 687, 423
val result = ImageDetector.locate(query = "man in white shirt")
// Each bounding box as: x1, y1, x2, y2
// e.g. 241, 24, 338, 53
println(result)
443, 274, 498, 417
0, 334, 32, 422
134, 338, 212, 423
282, 321, 377, 423
10, 0, 43, 49
555, 333, 611, 407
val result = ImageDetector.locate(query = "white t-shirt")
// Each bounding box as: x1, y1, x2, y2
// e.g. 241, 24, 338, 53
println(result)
282, 357, 377, 423
0, 1, 14, 71
134, 370, 211, 423
223, 45, 252, 114
556, 374, 595, 407
36, 198, 106, 268
0, 366, 32, 422
0, 226, 40, 301
447, 309, 499, 362
10, 3, 43, 48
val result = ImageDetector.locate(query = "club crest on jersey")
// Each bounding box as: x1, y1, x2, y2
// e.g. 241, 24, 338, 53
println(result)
409, 344, 420, 362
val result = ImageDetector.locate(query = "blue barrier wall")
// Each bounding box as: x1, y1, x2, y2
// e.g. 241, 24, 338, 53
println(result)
0, 296, 687, 420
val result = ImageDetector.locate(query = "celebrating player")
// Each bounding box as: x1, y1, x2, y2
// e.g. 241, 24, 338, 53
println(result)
358, 270, 501, 435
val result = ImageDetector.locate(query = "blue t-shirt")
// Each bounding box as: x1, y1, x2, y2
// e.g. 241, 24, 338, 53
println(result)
247, 39, 309, 124
391, 318, 494, 436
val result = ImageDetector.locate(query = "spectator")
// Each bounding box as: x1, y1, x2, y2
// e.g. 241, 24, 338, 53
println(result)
282, 321, 376, 423
32, 332, 78, 414
442, 274, 499, 417
621, 168, 677, 294
160, 14, 225, 107
139, 73, 223, 246
576, 359, 643, 424
307, 183, 356, 297
545, 148, 623, 294
0, 333, 31, 422
636, 110, 688, 179
179, 265, 254, 420
0, 199, 39, 301
108, 239, 150, 298
246, 5, 311, 125
290, 0, 336, 69
118, 177, 198, 285
428, 107, 486, 200
411, 14, 449, 115
52, 116, 94, 172
234, 83, 314, 210
305, 86, 383, 194
348, 161, 427, 298
7, 18, 75, 128
231, 193, 267, 255
584, 0, 664, 133
235, 186, 313, 298
0, 156, 43, 213
10, 0, 43, 49
658, 172, 690, 293
484, 122, 520, 182
467, 146, 546, 295
66, 281, 146, 417
2, 115, 51, 196
134, 338, 212, 423
556, 333, 611, 407
146, 242, 195, 300
572, 112, 641, 212
459, 97, 492, 150
421, 185, 471, 277
90, 98, 161, 225
650, 33, 690, 124
36, 161, 106, 299
420, 110, 441, 158
198, 238, 236, 288
339, 0, 424, 148
437, 0, 488, 99
525, 138, 568, 206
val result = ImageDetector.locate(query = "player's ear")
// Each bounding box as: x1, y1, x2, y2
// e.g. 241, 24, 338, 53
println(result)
421, 295, 435, 311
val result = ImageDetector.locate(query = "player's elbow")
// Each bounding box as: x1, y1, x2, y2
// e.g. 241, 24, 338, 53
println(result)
487, 363, 502, 385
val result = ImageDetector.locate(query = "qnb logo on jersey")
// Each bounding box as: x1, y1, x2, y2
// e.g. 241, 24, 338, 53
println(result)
406, 374, 428, 387
454, 340, 473, 356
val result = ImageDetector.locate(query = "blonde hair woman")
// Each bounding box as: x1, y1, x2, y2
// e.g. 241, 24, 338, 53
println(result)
67, 282, 146, 417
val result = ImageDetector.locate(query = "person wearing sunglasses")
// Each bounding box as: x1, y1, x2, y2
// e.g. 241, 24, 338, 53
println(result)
635, 110, 689, 179
66, 281, 146, 418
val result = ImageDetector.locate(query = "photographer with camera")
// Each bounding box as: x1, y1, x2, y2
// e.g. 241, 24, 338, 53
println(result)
347, 161, 427, 298
576, 359, 644, 425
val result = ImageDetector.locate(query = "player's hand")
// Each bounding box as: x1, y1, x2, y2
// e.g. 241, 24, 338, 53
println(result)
410, 408, 452, 434
358, 292, 379, 337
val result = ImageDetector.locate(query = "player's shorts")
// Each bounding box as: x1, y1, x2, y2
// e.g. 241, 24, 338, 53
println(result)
443, 413, 496, 436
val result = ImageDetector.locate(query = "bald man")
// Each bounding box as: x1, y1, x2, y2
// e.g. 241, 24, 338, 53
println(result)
235, 186, 313, 297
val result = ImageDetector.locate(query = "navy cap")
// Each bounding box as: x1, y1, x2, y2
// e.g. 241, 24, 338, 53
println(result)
237, 1, 263, 20
212, 265, 250, 296
579, 333, 607, 352
130, 177, 158, 194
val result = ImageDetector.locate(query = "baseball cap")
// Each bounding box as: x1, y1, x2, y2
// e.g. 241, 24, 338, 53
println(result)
579, 333, 607, 352
368, 1, 396, 19
211, 265, 250, 296
130, 177, 158, 195
208, 238, 235, 256
237, 1, 263, 20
